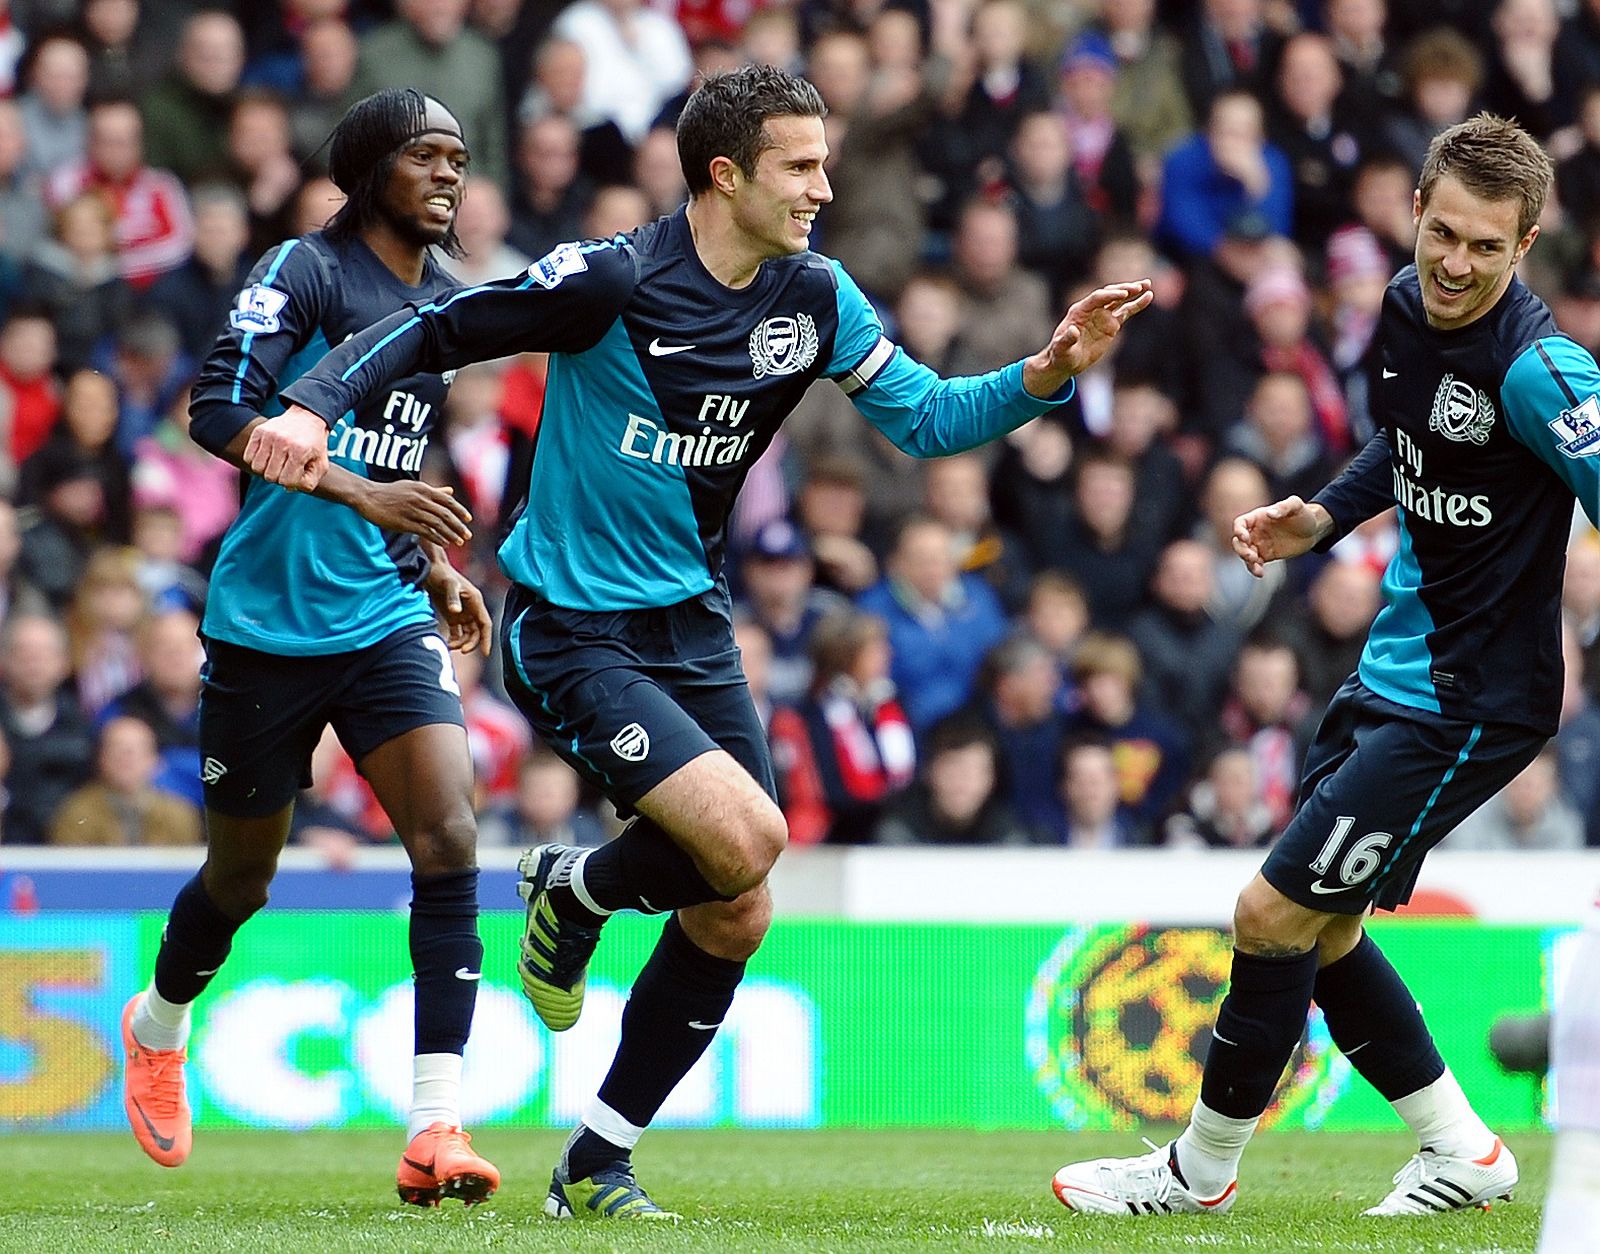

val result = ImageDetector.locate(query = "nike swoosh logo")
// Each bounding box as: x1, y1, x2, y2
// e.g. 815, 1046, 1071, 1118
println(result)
402, 1154, 435, 1178
1307, 881, 1348, 895
648, 338, 695, 357
455, 968, 481, 980
195, 968, 219, 977
1211, 1029, 1238, 1047
688, 1020, 721, 1031
131, 1096, 176, 1152
1382, 368, 1398, 379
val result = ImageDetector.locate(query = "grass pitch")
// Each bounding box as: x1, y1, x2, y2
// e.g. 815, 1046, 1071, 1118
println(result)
0, 1128, 1549, 1253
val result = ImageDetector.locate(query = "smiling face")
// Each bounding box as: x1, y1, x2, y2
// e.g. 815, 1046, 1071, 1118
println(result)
378, 98, 469, 248
727, 114, 831, 259
1413, 173, 1536, 331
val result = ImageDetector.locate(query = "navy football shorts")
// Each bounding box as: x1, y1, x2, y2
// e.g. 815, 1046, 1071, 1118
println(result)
1261, 676, 1545, 915
499, 581, 775, 810
198, 621, 465, 818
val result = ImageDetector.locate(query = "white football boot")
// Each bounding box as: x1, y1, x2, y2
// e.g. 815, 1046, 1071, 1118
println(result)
1052, 1139, 1237, 1216
1363, 1136, 1518, 1216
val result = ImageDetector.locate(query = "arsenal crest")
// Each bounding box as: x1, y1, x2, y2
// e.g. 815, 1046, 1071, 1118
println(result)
749, 313, 818, 378
1428, 373, 1496, 445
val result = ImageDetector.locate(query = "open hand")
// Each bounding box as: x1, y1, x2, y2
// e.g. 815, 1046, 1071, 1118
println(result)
357, 481, 473, 546
1231, 495, 1332, 577
1023, 280, 1154, 397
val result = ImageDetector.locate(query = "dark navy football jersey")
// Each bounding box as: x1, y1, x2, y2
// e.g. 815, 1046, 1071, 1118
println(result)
281, 208, 1069, 611
190, 232, 456, 655
1314, 265, 1600, 734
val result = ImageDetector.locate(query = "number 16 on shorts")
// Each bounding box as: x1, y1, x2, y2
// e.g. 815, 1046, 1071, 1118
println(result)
1307, 816, 1393, 896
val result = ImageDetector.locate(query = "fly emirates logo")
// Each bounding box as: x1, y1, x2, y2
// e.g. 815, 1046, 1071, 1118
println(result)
1392, 428, 1493, 527
329, 389, 432, 473
618, 394, 756, 469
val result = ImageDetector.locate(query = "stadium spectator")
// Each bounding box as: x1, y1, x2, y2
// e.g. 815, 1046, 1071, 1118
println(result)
1023, 570, 1089, 691
517, 37, 633, 188
1267, 33, 1366, 254
1065, 631, 1190, 831
1325, 224, 1391, 442
1056, 737, 1145, 846
439, 179, 530, 287
20, 192, 132, 374
66, 545, 147, 717
948, 198, 1056, 377
875, 714, 1027, 845
16, 34, 90, 181
1156, 88, 1294, 264
1178, 0, 1284, 119
1347, 152, 1419, 273
1195, 457, 1283, 635
48, 714, 201, 846
1378, 27, 1484, 179
1482, 0, 1566, 140
1222, 371, 1334, 504
583, 183, 651, 237
225, 91, 303, 253
507, 113, 591, 260
770, 608, 915, 844
549, 0, 692, 146
1005, 110, 1100, 300
965, 633, 1068, 839
0, 613, 95, 844
78, 0, 166, 101
1280, 558, 1381, 709
1326, 0, 1401, 121
46, 97, 196, 290
290, 173, 342, 235
1242, 263, 1350, 454
99, 607, 203, 807
1211, 635, 1315, 832
1054, 450, 1158, 628
285, 18, 364, 164
1054, 34, 1138, 229
736, 517, 849, 709
859, 515, 1010, 735
0, 99, 47, 268
923, 451, 1031, 612
734, 614, 775, 730
1129, 540, 1242, 743
0, 306, 61, 467
103, 311, 192, 456
1165, 746, 1277, 849
16, 459, 106, 609
1102, 379, 1186, 550
130, 386, 238, 566
990, 416, 1074, 572
1559, 0, 1600, 128
140, 10, 247, 185
806, 27, 943, 301
128, 498, 208, 614
19, 367, 132, 544
1091, 0, 1192, 180
479, 746, 607, 848
436, 366, 511, 548
1452, 748, 1585, 851
633, 125, 687, 218
794, 455, 881, 597
356, 0, 508, 190
147, 184, 253, 363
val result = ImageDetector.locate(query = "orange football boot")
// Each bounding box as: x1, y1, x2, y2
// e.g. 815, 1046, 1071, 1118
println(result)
396, 1123, 501, 1206
121, 994, 193, 1168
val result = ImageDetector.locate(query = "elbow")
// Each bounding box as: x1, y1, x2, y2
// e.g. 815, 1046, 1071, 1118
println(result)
186, 401, 241, 457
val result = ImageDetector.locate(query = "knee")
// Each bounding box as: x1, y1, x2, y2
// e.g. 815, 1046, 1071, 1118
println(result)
202, 863, 272, 920
407, 806, 478, 877
683, 888, 772, 961
711, 803, 787, 898
1232, 878, 1320, 956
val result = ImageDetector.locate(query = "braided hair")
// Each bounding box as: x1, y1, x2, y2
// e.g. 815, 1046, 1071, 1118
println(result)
323, 87, 466, 259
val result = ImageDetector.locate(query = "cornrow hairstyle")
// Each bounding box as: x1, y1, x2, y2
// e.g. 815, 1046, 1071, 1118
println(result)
323, 87, 466, 259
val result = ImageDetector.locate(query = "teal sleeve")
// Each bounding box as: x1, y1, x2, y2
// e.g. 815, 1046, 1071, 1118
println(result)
1502, 335, 1600, 528
825, 259, 1071, 459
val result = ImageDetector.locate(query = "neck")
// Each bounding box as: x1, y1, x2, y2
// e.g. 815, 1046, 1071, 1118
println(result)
685, 196, 764, 289
360, 222, 427, 285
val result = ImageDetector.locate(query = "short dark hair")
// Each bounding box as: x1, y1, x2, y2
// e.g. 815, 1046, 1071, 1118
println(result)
676, 64, 825, 197
1420, 112, 1553, 240
324, 87, 465, 258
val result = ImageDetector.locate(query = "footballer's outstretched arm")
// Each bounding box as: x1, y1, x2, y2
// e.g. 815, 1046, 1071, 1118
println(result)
253, 241, 639, 488
828, 261, 1152, 457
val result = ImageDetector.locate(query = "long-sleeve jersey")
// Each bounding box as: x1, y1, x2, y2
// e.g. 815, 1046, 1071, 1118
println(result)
190, 232, 455, 654
281, 207, 1071, 612
1313, 265, 1600, 734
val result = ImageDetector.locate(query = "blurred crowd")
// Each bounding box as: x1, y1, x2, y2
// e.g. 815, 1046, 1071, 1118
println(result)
2, 0, 1600, 863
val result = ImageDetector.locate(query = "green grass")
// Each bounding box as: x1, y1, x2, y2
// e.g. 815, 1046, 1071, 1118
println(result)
0, 1128, 1549, 1253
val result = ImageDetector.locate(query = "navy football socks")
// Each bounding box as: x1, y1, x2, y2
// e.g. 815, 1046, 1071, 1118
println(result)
153, 873, 247, 1004
1200, 947, 1321, 1118
1314, 933, 1446, 1100
409, 869, 483, 1055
